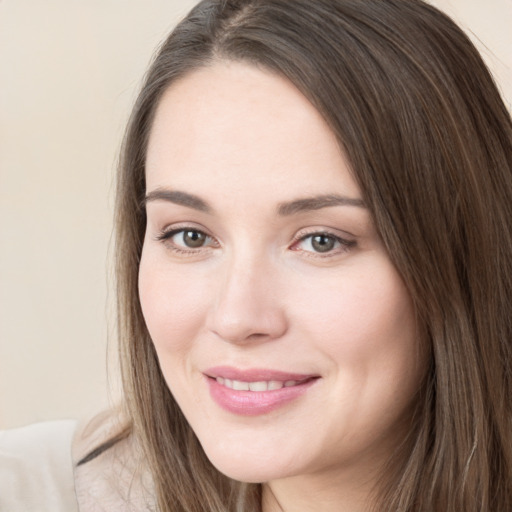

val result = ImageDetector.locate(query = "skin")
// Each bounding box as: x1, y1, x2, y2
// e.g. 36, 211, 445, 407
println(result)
139, 61, 426, 511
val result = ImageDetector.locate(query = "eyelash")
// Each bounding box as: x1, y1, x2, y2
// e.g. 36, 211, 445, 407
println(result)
155, 227, 218, 256
290, 229, 356, 258
155, 226, 356, 258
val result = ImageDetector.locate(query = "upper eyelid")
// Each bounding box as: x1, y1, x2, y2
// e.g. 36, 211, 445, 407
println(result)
157, 227, 212, 242
156, 222, 212, 237
294, 226, 356, 241
294, 232, 355, 247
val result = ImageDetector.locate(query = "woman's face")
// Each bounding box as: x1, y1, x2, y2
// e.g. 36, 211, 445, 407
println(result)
139, 61, 425, 487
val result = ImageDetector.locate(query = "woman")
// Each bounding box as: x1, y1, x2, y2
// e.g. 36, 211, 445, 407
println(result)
88, 0, 511, 510
5, 0, 512, 511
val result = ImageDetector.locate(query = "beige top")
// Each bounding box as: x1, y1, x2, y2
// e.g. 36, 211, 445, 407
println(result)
0, 411, 156, 511
72, 410, 156, 511
0, 419, 79, 512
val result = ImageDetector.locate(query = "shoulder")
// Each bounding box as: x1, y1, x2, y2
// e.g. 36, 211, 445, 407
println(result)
0, 419, 79, 512
72, 409, 156, 512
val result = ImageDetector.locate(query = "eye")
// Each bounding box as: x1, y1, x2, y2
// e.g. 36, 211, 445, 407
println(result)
292, 231, 355, 255
175, 230, 208, 248
307, 234, 337, 253
155, 227, 218, 252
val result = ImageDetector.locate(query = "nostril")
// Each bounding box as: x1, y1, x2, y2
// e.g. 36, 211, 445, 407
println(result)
211, 328, 269, 345
247, 332, 268, 339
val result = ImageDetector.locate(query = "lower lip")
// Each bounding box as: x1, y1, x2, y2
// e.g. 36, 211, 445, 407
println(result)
206, 377, 318, 416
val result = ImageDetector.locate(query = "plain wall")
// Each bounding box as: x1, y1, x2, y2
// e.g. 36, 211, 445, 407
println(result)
0, 0, 510, 429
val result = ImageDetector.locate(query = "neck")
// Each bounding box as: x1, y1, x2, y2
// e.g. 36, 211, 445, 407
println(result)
260, 409, 416, 512
261, 470, 376, 512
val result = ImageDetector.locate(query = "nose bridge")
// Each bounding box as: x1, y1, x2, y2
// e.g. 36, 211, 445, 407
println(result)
208, 246, 287, 344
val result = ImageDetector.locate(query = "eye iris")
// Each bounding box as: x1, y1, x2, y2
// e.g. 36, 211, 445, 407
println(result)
183, 230, 206, 248
311, 234, 335, 253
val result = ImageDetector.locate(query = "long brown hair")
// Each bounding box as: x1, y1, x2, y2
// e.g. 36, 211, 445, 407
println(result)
114, 0, 512, 510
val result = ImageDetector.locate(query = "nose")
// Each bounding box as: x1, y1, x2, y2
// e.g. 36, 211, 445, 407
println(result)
206, 255, 288, 344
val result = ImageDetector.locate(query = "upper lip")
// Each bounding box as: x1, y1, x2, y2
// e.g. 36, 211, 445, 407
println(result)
204, 366, 319, 382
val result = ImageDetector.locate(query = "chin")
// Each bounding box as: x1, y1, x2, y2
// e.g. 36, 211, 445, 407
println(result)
201, 443, 297, 484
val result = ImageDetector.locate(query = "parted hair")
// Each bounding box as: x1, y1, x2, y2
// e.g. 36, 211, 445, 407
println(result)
114, 0, 512, 510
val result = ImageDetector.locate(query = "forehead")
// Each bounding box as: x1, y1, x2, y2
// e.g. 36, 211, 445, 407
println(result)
145, 61, 360, 203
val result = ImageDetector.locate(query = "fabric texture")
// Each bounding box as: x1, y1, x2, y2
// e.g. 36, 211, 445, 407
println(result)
0, 412, 156, 511
72, 410, 156, 511
0, 419, 79, 512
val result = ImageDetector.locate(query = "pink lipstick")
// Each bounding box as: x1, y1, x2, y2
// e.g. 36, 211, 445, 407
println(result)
205, 366, 319, 416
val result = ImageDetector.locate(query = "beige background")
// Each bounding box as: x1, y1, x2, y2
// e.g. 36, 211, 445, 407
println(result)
0, 0, 510, 429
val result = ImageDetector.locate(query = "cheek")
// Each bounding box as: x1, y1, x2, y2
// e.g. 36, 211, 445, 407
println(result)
293, 257, 420, 403
296, 260, 414, 350
296, 264, 421, 447
138, 250, 209, 355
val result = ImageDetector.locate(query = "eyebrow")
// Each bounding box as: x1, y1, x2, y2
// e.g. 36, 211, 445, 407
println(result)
144, 189, 212, 213
144, 188, 365, 215
277, 194, 366, 215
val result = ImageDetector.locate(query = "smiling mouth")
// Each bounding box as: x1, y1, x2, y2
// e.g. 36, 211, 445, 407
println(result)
205, 368, 320, 415
214, 376, 314, 392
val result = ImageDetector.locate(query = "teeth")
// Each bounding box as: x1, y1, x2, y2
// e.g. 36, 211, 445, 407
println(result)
232, 380, 249, 391
248, 381, 268, 391
216, 378, 298, 391
268, 380, 284, 390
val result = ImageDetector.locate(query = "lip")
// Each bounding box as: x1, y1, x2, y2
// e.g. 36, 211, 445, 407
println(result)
204, 366, 320, 416
205, 366, 316, 382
